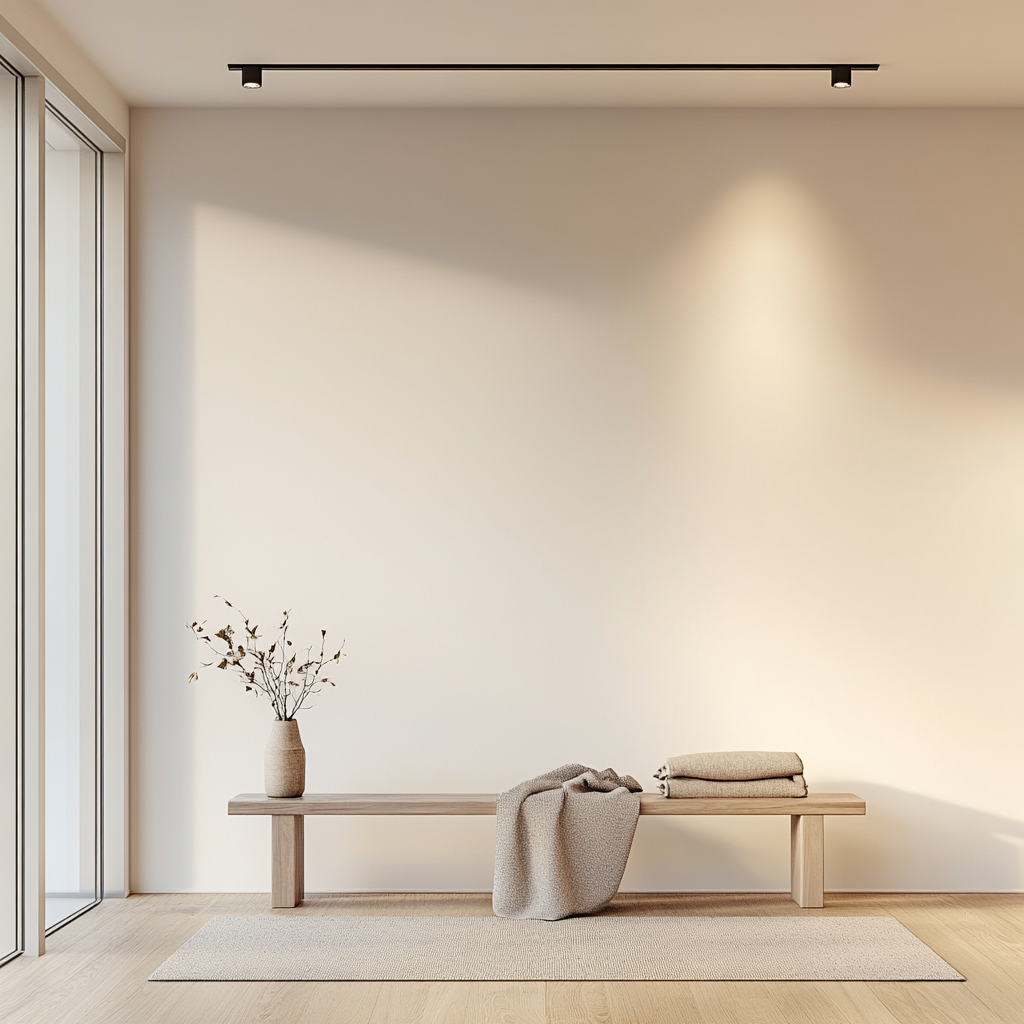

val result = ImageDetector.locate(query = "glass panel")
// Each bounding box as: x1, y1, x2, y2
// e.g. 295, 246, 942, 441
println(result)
44, 108, 99, 932
0, 62, 20, 963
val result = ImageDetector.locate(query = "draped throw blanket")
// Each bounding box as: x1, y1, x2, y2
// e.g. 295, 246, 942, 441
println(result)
493, 764, 642, 921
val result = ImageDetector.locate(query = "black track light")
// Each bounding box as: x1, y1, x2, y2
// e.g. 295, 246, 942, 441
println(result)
230, 62, 878, 90
831, 66, 852, 89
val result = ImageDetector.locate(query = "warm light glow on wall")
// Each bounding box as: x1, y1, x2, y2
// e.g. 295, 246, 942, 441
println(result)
659, 174, 860, 446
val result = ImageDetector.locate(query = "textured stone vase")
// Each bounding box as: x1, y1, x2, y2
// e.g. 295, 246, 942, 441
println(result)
265, 718, 306, 798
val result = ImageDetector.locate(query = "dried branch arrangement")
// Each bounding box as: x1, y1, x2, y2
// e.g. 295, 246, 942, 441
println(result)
189, 597, 343, 720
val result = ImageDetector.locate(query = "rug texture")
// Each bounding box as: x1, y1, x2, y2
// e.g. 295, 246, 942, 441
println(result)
149, 915, 964, 982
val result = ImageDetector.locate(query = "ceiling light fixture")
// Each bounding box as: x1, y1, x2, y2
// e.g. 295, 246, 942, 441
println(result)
228, 63, 879, 91
831, 66, 852, 89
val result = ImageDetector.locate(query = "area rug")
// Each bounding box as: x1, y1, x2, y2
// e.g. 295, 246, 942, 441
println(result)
149, 915, 964, 981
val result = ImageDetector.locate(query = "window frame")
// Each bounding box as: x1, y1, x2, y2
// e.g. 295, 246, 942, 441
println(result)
0, 51, 23, 970
0, 46, 126, 960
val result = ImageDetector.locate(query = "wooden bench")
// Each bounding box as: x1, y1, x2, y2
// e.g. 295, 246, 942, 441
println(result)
228, 791, 865, 910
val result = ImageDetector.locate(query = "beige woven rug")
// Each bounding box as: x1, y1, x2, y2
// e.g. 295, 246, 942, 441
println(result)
149, 915, 963, 981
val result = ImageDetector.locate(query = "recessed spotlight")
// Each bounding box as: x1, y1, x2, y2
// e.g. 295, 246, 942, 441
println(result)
831, 66, 852, 89
241, 66, 262, 89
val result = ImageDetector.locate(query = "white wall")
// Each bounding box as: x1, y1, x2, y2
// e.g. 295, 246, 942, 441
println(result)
131, 107, 1024, 895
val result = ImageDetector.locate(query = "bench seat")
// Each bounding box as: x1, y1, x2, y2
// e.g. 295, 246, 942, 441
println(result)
228, 791, 865, 910
229, 792, 865, 816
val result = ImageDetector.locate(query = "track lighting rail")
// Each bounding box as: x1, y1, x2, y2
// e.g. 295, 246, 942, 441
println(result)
228, 63, 880, 90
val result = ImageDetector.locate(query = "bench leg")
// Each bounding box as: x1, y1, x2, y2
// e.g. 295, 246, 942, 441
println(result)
271, 815, 304, 908
790, 814, 824, 908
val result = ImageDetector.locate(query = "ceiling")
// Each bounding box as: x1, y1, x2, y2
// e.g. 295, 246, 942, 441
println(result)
36, 0, 1024, 107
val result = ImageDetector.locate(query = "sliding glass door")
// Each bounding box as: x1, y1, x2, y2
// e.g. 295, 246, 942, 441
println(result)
0, 59, 20, 966
0, 53, 123, 964
43, 107, 100, 933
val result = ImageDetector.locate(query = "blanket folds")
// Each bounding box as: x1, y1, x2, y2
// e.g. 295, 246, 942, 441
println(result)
654, 751, 804, 782
658, 775, 808, 799
493, 764, 642, 921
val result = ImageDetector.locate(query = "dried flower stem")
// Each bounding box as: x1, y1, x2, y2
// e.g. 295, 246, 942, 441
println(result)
188, 597, 343, 719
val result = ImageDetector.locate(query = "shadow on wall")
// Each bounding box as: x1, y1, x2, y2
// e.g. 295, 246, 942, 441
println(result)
623, 813, 792, 892
136, 107, 1024, 391
824, 782, 1024, 892
622, 783, 1024, 893
128, 172, 199, 893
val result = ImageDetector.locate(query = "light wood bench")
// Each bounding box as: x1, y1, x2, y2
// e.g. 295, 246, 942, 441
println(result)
228, 791, 865, 910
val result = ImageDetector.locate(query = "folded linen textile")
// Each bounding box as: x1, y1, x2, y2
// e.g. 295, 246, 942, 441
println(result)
493, 764, 642, 921
659, 775, 808, 798
654, 751, 804, 782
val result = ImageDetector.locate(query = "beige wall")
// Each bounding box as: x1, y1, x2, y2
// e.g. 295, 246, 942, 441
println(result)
131, 107, 1024, 894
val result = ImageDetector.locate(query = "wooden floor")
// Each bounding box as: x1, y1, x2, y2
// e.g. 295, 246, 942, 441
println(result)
3, 892, 1023, 1024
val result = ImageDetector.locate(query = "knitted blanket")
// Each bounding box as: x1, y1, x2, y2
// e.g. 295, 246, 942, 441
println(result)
654, 751, 804, 782
492, 764, 642, 921
658, 775, 807, 798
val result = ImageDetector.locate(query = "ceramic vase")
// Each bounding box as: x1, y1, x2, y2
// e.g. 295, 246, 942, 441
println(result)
265, 718, 306, 797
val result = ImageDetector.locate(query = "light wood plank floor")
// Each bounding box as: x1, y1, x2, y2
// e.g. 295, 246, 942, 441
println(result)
3, 892, 1022, 1024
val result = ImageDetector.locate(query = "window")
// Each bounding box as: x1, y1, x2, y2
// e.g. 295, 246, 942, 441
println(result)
0, 51, 125, 961
43, 106, 101, 933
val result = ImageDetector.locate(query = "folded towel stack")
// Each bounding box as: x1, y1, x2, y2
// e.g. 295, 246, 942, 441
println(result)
654, 751, 807, 798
